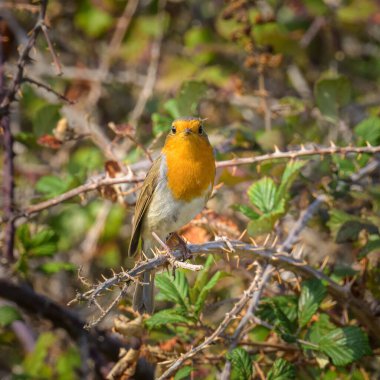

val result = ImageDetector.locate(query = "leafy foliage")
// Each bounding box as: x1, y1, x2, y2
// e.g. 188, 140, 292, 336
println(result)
226, 347, 253, 380
267, 358, 296, 380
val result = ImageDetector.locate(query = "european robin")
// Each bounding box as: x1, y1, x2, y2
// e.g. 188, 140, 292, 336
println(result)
128, 117, 215, 314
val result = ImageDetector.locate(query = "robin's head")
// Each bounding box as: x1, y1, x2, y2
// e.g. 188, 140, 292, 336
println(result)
165, 117, 209, 145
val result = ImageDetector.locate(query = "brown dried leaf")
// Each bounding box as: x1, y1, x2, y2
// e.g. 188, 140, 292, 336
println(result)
37, 134, 62, 149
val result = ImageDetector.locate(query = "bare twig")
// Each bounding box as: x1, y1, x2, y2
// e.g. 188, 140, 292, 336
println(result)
6, 173, 144, 222
0, 1, 51, 260
300, 17, 325, 48
128, 0, 166, 127
40, 22, 62, 75
23, 76, 74, 104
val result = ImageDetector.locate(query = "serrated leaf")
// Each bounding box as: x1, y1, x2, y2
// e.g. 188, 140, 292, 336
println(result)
307, 314, 335, 345
174, 366, 192, 380
194, 271, 226, 315
275, 161, 305, 204
233, 204, 260, 220
0, 305, 22, 327
354, 116, 380, 145
298, 279, 327, 328
190, 255, 214, 303
17, 224, 32, 250
145, 309, 189, 329
267, 358, 296, 380
247, 177, 277, 213
313, 326, 372, 366
156, 271, 189, 310
247, 198, 286, 236
226, 347, 252, 380
315, 76, 351, 121
258, 296, 298, 333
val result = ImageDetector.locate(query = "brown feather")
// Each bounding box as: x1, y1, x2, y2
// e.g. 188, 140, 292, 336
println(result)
128, 156, 162, 257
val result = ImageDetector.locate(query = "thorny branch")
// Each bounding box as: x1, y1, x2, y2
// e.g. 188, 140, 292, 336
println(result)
221, 195, 327, 379
72, 239, 380, 343
2, 144, 379, 225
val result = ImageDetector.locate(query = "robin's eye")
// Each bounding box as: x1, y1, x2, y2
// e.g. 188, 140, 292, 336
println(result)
198, 125, 203, 135
171, 126, 176, 134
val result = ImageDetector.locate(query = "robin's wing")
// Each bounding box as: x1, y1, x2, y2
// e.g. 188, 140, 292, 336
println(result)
128, 155, 162, 257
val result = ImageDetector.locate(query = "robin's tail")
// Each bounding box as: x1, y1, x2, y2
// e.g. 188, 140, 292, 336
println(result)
133, 270, 155, 314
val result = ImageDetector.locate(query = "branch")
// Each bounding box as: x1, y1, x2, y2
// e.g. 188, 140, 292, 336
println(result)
221, 196, 327, 379
128, 0, 166, 126
73, 239, 380, 344
156, 263, 264, 380
23, 76, 74, 104
215, 144, 380, 169
0, 279, 124, 360
5, 144, 379, 224
6, 173, 144, 222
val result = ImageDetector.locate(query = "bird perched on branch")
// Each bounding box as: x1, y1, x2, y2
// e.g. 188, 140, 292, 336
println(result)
128, 117, 215, 314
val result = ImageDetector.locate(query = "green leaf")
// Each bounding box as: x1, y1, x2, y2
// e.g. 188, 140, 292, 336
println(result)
226, 347, 253, 380
233, 204, 260, 220
35, 175, 71, 198
307, 314, 336, 344
38, 262, 76, 274
29, 228, 58, 257
247, 177, 277, 213
327, 210, 378, 243
17, 224, 32, 250
0, 305, 22, 327
23, 332, 56, 377
191, 255, 214, 303
156, 271, 189, 310
75, 1, 113, 38
312, 326, 372, 366
315, 76, 351, 121
276, 161, 305, 204
176, 81, 207, 116
194, 271, 226, 315
247, 199, 285, 236
174, 366, 192, 380
359, 237, 380, 259
152, 113, 173, 135
298, 279, 327, 328
258, 296, 298, 331
32, 104, 60, 137
145, 309, 189, 329
56, 347, 81, 380
267, 358, 296, 380
354, 116, 380, 145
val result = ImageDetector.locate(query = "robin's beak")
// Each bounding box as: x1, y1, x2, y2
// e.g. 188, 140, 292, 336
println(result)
184, 128, 192, 136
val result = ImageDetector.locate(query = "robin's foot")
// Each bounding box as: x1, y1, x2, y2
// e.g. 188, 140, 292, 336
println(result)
166, 232, 190, 261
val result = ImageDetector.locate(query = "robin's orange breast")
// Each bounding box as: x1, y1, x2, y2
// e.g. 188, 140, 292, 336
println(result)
162, 132, 215, 202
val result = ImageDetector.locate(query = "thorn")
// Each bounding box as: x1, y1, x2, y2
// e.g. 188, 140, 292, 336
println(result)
249, 237, 258, 247
274, 145, 281, 153
366, 141, 372, 147
300, 144, 306, 151
263, 234, 271, 247
238, 229, 247, 241
330, 141, 336, 148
